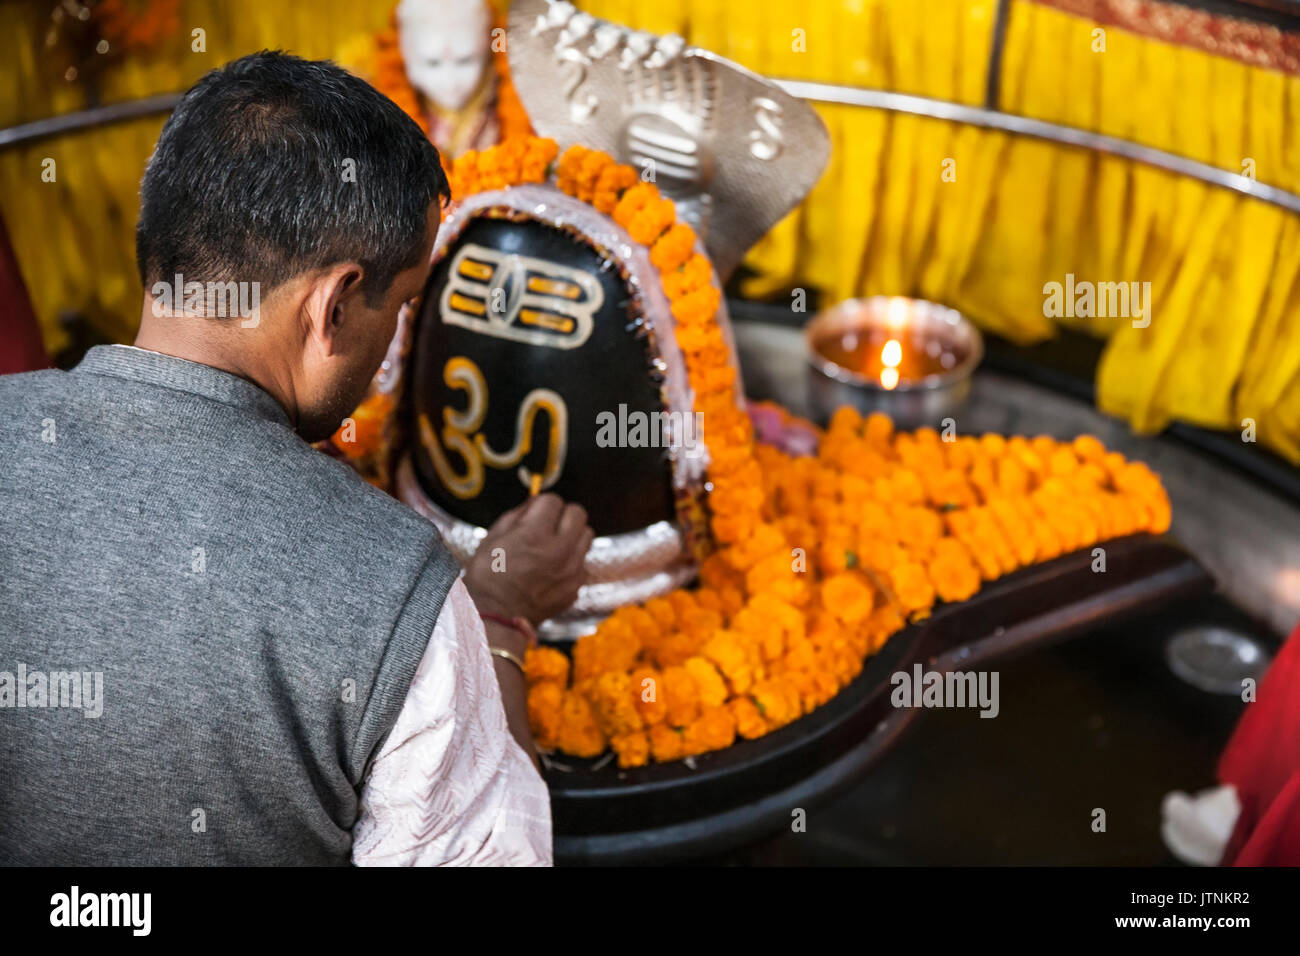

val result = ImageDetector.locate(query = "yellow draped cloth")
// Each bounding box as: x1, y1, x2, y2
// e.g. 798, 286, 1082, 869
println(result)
2, 0, 1299, 460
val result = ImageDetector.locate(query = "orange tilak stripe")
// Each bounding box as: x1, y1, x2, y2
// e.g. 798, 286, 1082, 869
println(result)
448, 292, 486, 316
518, 309, 574, 333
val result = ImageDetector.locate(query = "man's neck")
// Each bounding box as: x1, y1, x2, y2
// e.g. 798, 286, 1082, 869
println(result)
133, 318, 299, 427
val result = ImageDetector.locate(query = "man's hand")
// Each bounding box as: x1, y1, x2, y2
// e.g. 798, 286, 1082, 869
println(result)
462, 493, 594, 626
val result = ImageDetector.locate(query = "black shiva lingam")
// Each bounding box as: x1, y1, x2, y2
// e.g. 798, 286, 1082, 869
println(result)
385, 0, 830, 638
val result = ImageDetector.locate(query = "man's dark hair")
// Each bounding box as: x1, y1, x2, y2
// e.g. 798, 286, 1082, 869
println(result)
136, 50, 448, 307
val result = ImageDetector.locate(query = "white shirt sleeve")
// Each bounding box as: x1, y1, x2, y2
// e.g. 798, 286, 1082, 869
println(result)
351, 578, 553, 866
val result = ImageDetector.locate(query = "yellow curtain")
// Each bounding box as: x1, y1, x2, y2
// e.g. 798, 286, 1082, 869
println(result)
0, 0, 395, 353
578, 0, 1300, 462
3, 0, 1299, 461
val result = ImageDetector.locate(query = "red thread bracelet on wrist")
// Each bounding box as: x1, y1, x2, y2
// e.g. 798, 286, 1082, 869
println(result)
480, 612, 539, 648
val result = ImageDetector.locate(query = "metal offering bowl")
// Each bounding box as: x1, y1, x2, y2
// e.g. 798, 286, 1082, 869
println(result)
805, 296, 983, 429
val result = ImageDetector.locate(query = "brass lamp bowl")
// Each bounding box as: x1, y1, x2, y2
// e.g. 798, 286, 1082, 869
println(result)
805, 296, 984, 429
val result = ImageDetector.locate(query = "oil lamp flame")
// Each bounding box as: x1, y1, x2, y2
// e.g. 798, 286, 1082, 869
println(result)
880, 338, 902, 390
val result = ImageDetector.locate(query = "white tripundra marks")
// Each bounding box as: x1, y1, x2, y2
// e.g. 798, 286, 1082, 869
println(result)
0, 664, 102, 718
440, 243, 603, 350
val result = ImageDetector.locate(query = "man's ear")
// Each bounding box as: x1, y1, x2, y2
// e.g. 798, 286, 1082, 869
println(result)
303, 263, 365, 357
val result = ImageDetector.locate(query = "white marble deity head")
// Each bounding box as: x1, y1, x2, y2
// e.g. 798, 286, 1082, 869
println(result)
396, 0, 493, 112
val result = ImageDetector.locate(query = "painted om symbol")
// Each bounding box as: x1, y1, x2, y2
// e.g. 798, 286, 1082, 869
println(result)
417, 356, 568, 500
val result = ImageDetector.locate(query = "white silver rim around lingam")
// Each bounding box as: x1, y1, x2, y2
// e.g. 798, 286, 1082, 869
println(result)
393, 185, 746, 639
396, 456, 698, 640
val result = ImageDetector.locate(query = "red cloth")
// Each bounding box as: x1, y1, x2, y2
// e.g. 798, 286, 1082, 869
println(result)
1218, 623, 1300, 865
0, 210, 50, 374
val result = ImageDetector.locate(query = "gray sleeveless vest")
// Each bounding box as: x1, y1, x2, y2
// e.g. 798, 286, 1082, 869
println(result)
0, 346, 460, 865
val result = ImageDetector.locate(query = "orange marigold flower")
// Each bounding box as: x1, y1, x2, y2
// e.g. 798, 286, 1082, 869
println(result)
650, 628, 705, 670
630, 666, 668, 726
828, 405, 863, 437
667, 589, 698, 618
699, 552, 741, 592
996, 456, 1031, 498
661, 664, 701, 727
681, 606, 723, 643
648, 721, 686, 762
718, 585, 747, 618
709, 482, 765, 520
662, 253, 713, 299
1147, 488, 1172, 534
650, 221, 698, 272
864, 412, 894, 446
670, 284, 722, 328
683, 656, 728, 708
520, 137, 558, 180
609, 730, 650, 768
572, 621, 641, 683
745, 553, 810, 607
1072, 434, 1106, 462
450, 152, 480, 198
702, 630, 757, 694
896, 505, 944, 554
979, 432, 1006, 457
749, 593, 806, 654
694, 363, 737, 395
751, 676, 803, 728
989, 498, 1037, 566
526, 682, 564, 751
681, 705, 737, 756
574, 150, 613, 203
822, 571, 875, 624
643, 596, 677, 632
927, 468, 978, 509
675, 320, 724, 355
783, 634, 817, 671
606, 604, 658, 643
556, 690, 606, 758
611, 181, 659, 226
589, 672, 643, 738
524, 645, 569, 686
928, 538, 981, 603
891, 561, 936, 615
591, 162, 639, 213
866, 605, 906, 652
556, 143, 589, 190
694, 587, 724, 615
730, 697, 768, 739
1048, 446, 1080, 477
331, 390, 392, 459
887, 469, 927, 505
724, 521, 787, 571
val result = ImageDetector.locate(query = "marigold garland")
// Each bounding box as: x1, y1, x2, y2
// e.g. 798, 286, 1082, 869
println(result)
435, 135, 1173, 770
491, 12, 533, 142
